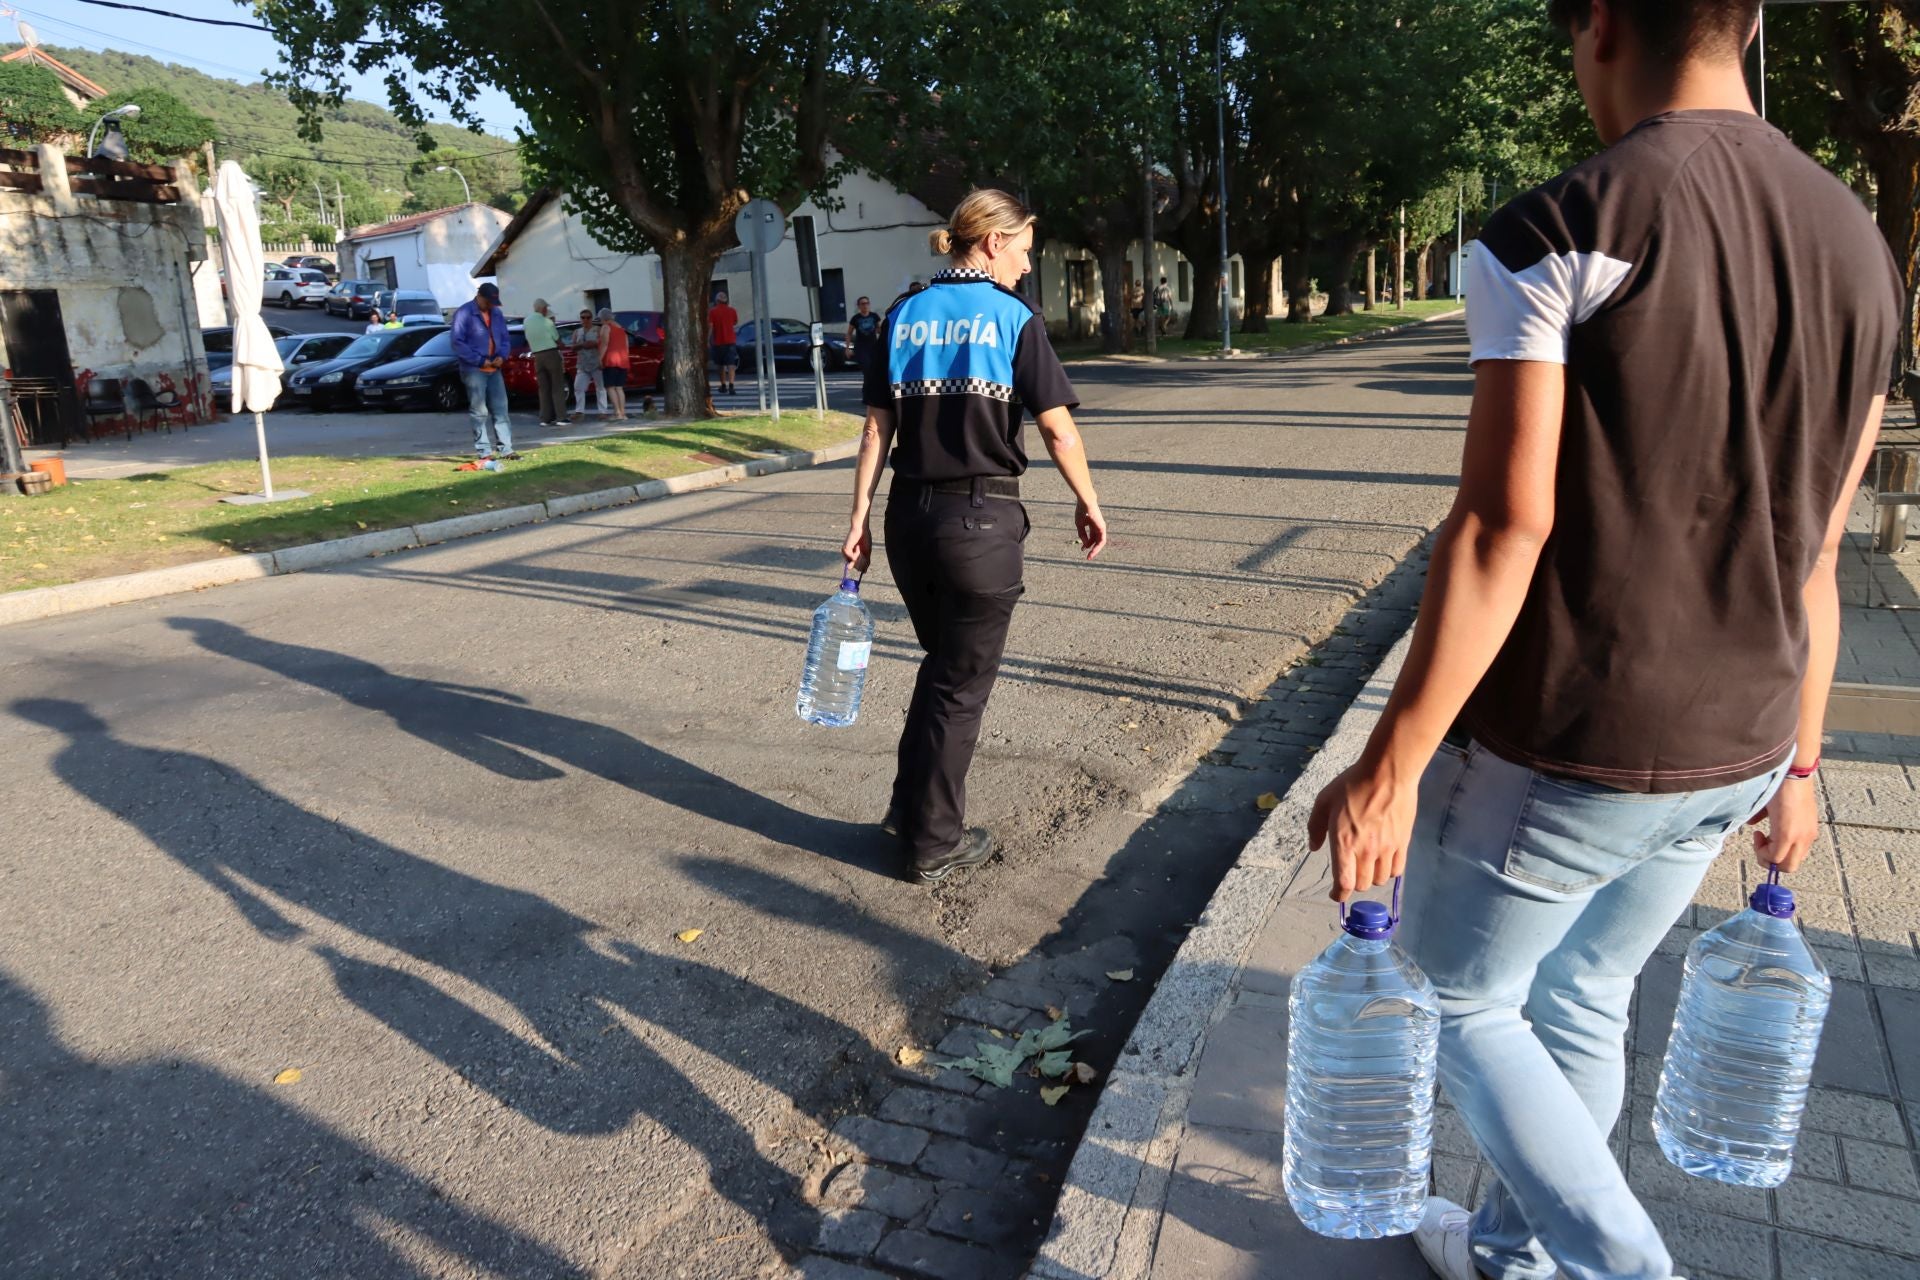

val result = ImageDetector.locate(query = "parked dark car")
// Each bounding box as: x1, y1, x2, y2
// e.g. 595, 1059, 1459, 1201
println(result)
354, 329, 468, 411
284, 324, 448, 409
210, 332, 355, 398
200, 324, 294, 372
370, 289, 446, 326
282, 254, 338, 280
735, 318, 848, 371
324, 278, 383, 319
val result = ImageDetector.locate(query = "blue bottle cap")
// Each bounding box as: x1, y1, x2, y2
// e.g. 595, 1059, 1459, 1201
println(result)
1749, 883, 1796, 919
840, 578, 860, 594
1342, 900, 1394, 939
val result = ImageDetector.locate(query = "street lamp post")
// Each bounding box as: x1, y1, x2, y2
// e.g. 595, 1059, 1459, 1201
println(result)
1215, 14, 1231, 354
86, 103, 141, 158
434, 164, 471, 203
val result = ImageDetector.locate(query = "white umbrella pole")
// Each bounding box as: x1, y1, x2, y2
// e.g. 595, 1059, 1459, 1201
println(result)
254, 411, 276, 499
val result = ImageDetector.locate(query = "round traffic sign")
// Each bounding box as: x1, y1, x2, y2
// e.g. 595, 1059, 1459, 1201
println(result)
734, 199, 785, 254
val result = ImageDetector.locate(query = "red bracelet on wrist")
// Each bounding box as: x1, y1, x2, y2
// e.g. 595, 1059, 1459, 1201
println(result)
1787, 758, 1819, 780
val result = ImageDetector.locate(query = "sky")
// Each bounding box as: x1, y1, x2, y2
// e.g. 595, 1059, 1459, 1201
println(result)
7, 0, 530, 138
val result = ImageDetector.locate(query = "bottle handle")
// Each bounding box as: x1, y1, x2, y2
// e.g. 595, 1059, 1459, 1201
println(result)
1337, 875, 1402, 931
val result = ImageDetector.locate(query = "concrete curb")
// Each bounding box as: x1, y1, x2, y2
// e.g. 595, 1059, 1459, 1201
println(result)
1031, 627, 1416, 1280
1066, 307, 1464, 369
0, 438, 862, 629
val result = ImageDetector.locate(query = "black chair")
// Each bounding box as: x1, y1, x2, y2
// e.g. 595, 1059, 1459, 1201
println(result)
82, 377, 128, 437
127, 378, 181, 434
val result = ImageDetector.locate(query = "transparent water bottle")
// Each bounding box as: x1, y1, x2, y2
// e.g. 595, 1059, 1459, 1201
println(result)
796, 577, 874, 728
1654, 869, 1831, 1187
1283, 889, 1441, 1238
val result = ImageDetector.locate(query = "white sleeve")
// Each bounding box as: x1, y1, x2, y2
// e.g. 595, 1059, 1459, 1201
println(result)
1467, 243, 1632, 365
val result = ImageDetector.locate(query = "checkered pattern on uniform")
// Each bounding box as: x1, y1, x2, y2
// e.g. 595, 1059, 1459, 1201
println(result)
893, 377, 1016, 403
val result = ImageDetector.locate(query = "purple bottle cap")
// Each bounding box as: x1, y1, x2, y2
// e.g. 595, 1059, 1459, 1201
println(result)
840, 578, 860, 594
1342, 900, 1394, 939
1749, 883, 1796, 919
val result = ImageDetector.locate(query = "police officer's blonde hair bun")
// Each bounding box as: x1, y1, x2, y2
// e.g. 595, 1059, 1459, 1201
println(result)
931, 189, 1036, 259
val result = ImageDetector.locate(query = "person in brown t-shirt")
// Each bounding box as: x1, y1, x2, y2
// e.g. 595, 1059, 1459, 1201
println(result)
1304, 3, 1899, 1277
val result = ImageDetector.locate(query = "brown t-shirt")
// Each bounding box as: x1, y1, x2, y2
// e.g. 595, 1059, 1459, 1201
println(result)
1464, 110, 1901, 793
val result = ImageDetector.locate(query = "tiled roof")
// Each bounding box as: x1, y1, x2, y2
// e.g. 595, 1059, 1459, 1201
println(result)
345, 203, 481, 241
1, 46, 107, 101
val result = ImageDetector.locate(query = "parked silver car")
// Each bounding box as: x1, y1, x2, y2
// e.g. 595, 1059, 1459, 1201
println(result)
264, 266, 331, 309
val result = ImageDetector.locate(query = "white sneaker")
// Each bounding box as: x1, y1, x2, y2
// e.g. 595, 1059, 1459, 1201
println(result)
1414, 1196, 1479, 1280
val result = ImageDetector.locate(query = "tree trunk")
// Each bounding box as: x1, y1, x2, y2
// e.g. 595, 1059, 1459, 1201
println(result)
1097, 240, 1131, 354
1869, 147, 1920, 392
1177, 213, 1223, 342
1239, 256, 1274, 333
660, 241, 719, 419
1325, 241, 1363, 316
1285, 254, 1313, 323
1415, 244, 1431, 301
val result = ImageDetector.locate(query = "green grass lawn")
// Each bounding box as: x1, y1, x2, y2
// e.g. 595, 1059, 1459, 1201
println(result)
3, 411, 861, 594
1056, 298, 1462, 362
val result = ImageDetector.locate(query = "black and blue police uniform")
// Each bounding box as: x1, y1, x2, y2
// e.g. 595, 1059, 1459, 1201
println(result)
863, 267, 1079, 862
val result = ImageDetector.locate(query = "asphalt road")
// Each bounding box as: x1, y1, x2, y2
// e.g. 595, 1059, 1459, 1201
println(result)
0, 321, 1474, 1278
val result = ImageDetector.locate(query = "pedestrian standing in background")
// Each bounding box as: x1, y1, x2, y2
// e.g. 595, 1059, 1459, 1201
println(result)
846, 296, 882, 377
450, 283, 516, 460
364, 309, 386, 334
525, 298, 566, 428
597, 308, 630, 423
1154, 275, 1173, 333
570, 308, 605, 421
842, 189, 1108, 885
709, 292, 740, 396
1128, 281, 1146, 335
1302, 3, 1899, 1278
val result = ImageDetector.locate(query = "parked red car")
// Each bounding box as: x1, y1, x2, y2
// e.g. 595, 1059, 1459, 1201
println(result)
502, 309, 668, 404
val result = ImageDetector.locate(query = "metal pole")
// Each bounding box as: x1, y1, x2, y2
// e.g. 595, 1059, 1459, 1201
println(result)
1455, 185, 1464, 301
765, 252, 781, 422
1215, 15, 1232, 353
1365, 249, 1376, 311
253, 411, 276, 500
808, 284, 826, 419
1396, 205, 1406, 312
1757, 7, 1767, 119
1143, 140, 1158, 357
751, 252, 768, 414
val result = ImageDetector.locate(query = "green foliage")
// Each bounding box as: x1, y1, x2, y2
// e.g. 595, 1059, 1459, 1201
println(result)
114, 88, 216, 162
0, 59, 83, 143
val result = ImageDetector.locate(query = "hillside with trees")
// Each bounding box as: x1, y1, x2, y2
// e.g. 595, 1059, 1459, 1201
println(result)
0, 43, 525, 242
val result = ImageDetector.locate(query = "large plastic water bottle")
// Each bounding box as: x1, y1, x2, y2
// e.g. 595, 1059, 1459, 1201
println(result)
1283, 891, 1441, 1238
796, 577, 874, 728
1654, 870, 1831, 1187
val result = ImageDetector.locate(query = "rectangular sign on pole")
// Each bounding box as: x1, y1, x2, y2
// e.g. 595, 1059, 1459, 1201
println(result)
794, 214, 821, 289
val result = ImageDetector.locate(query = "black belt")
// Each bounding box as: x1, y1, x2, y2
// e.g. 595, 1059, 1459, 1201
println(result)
903, 476, 1020, 499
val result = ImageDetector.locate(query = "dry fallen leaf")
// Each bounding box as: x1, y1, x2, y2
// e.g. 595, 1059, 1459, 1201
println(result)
1069, 1062, 1099, 1086
1256, 792, 1280, 811
1040, 1085, 1069, 1106
988, 1028, 1007, 1039
1045, 1005, 1065, 1022
675, 928, 704, 944
1106, 968, 1135, 982
896, 1046, 926, 1067
355, 521, 368, 530
273, 1068, 303, 1085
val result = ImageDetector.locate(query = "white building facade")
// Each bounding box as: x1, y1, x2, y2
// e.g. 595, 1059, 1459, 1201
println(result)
340, 203, 513, 309
476, 166, 1245, 339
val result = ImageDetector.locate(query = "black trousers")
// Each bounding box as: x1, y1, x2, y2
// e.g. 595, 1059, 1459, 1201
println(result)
884, 481, 1028, 859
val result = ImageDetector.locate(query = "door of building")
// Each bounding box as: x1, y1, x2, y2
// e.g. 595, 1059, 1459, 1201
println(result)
0, 289, 82, 446
818, 268, 846, 323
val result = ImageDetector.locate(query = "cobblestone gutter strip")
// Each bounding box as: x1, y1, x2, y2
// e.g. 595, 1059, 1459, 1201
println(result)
1029, 627, 1416, 1280
0, 439, 861, 630
1075, 308, 1464, 368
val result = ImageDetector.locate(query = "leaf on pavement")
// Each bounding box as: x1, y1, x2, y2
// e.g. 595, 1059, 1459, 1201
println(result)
1255, 792, 1280, 811
273, 1068, 303, 1085
1037, 1050, 1073, 1078
1044, 1005, 1065, 1021
1105, 968, 1135, 982
675, 928, 704, 944
896, 1046, 926, 1067
1040, 1085, 1069, 1106
1069, 1061, 1099, 1086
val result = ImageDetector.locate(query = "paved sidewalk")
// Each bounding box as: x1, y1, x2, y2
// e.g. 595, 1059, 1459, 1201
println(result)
1038, 500, 1920, 1278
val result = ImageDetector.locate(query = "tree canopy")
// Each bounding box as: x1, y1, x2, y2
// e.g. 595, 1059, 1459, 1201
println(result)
116, 88, 217, 164
0, 61, 83, 145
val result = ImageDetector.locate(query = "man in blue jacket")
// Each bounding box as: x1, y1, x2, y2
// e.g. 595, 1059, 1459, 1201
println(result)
451, 283, 514, 459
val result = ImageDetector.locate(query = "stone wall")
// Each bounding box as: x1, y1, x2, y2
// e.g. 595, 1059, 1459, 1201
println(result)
0, 147, 214, 435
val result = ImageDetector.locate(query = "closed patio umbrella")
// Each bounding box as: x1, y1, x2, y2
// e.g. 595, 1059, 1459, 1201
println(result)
211, 161, 304, 503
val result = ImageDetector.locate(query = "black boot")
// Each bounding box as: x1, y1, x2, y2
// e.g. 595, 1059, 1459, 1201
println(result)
913, 828, 994, 885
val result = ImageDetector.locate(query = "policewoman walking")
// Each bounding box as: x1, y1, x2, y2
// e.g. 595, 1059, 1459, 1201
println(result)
843, 189, 1108, 884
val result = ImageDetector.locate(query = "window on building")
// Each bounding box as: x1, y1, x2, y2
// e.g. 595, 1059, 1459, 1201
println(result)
1230, 259, 1243, 299
1177, 261, 1190, 303
586, 288, 611, 315
366, 257, 397, 289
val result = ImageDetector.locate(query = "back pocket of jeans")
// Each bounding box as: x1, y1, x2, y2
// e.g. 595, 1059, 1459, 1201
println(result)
1502, 774, 1686, 894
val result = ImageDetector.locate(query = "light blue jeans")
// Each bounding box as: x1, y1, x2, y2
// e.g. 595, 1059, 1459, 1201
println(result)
1398, 739, 1787, 1280
461, 366, 512, 455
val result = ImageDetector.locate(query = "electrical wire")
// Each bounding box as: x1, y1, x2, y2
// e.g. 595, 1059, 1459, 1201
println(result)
70, 0, 391, 47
